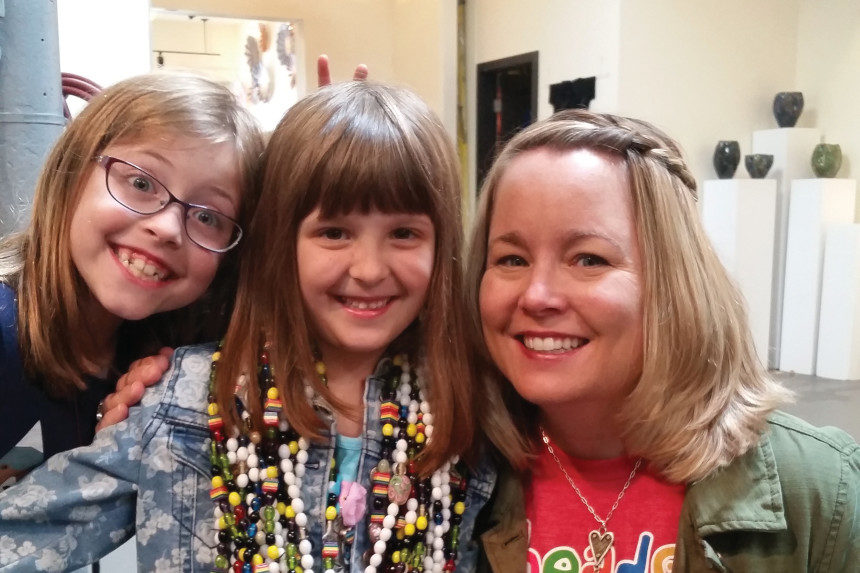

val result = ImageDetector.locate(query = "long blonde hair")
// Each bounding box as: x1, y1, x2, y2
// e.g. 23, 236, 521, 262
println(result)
0, 73, 264, 397
467, 109, 791, 482
215, 81, 476, 473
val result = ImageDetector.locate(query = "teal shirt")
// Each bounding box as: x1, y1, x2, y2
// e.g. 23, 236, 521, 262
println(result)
478, 411, 860, 572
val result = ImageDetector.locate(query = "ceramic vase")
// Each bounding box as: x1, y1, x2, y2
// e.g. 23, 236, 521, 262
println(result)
811, 143, 842, 178
773, 92, 804, 128
713, 140, 741, 179
744, 154, 773, 179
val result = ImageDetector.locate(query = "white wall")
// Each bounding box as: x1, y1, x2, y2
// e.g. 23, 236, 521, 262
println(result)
616, 0, 800, 187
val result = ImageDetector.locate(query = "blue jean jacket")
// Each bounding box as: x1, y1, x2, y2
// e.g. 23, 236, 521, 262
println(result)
0, 344, 497, 572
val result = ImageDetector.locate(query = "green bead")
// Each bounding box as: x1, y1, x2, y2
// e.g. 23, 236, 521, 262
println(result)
265, 520, 275, 533
266, 427, 277, 440
224, 514, 235, 526
214, 554, 229, 569
264, 506, 275, 520
287, 544, 297, 557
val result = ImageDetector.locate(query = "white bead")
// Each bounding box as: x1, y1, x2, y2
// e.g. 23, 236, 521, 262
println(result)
275, 534, 285, 547
246, 493, 255, 506
450, 455, 459, 464
275, 522, 283, 534
395, 450, 408, 464
226, 437, 238, 451
247, 454, 259, 468
298, 437, 310, 450
433, 548, 445, 562
326, 569, 336, 573
407, 498, 418, 512
441, 484, 451, 497
387, 502, 399, 516
434, 524, 444, 537
269, 562, 281, 573
282, 463, 295, 480
295, 464, 306, 478
433, 564, 444, 573
420, 400, 431, 412
248, 443, 256, 454
248, 467, 260, 482
213, 507, 223, 518
369, 553, 383, 567
256, 531, 266, 545
296, 450, 309, 464
304, 385, 315, 399
425, 424, 434, 438
236, 446, 249, 461
432, 487, 442, 500
383, 515, 396, 529
379, 528, 392, 541
407, 412, 418, 424
213, 531, 221, 544
279, 420, 289, 432
291, 498, 305, 513
409, 401, 419, 412
405, 510, 417, 524
227, 451, 237, 464
431, 473, 443, 487
301, 554, 314, 569
278, 444, 291, 459
288, 484, 301, 499
423, 413, 434, 425
236, 473, 249, 488
365, 567, 377, 573
396, 439, 408, 451
423, 557, 434, 571
433, 537, 445, 550
442, 520, 451, 533
299, 538, 312, 554
442, 509, 451, 520
374, 540, 387, 554
295, 512, 308, 527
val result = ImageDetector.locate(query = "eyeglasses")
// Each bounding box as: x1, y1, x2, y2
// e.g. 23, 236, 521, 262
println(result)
94, 155, 243, 253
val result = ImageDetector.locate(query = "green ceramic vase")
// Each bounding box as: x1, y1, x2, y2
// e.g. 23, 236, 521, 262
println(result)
811, 143, 842, 178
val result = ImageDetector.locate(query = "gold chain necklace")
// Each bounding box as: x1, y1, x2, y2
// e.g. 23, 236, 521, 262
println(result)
539, 426, 642, 572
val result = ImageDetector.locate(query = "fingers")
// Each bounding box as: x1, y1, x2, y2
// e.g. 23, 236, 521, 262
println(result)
95, 403, 129, 433
159, 346, 174, 359
353, 64, 369, 81
317, 54, 331, 87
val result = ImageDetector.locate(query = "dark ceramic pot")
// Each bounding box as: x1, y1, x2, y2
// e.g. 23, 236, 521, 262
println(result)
773, 92, 804, 128
811, 143, 842, 178
713, 140, 741, 179
744, 154, 773, 179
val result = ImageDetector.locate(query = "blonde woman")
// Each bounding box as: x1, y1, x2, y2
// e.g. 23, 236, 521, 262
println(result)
468, 109, 859, 572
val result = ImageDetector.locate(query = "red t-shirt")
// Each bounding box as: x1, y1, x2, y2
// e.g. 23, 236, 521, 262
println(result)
525, 445, 685, 573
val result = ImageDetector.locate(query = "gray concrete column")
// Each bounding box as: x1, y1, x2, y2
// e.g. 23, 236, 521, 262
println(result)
0, 0, 65, 234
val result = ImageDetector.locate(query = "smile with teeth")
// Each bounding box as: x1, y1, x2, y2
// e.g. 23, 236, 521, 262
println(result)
115, 247, 170, 281
521, 335, 587, 353
339, 297, 391, 310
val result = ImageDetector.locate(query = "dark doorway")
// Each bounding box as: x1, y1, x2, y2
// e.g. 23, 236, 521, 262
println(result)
476, 51, 538, 191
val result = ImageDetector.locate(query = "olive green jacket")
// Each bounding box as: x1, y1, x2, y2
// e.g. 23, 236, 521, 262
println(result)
477, 411, 860, 572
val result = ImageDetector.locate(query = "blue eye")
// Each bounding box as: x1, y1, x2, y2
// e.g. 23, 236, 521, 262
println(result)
576, 254, 607, 267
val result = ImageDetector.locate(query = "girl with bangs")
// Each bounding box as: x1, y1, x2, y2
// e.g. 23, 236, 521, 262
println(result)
0, 81, 495, 573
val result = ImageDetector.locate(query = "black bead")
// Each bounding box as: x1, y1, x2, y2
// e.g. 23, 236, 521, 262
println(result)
218, 530, 230, 544
219, 500, 231, 513
266, 533, 276, 545
263, 492, 276, 505
451, 513, 462, 525
238, 434, 250, 447
373, 496, 385, 509
248, 510, 260, 522
217, 542, 230, 555
237, 518, 249, 530
327, 493, 337, 505
287, 528, 298, 543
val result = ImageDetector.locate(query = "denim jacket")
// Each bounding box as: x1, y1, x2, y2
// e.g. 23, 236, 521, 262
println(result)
0, 344, 497, 572
477, 411, 859, 572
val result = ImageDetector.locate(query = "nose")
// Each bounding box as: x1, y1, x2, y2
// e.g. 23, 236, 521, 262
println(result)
142, 203, 185, 247
349, 237, 389, 285
519, 263, 567, 316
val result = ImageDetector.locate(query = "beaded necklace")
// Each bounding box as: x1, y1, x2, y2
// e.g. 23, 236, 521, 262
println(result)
207, 347, 468, 573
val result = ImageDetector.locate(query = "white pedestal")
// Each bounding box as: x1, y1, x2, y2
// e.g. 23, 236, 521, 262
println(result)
752, 128, 821, 368
779, 178, 856, 374
816, 225, 860, 380
701, 179, 777, 366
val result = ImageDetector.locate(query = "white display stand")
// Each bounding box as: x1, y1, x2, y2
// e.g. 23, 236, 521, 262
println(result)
779, 178, 856, 375
816, 224, 860, 380
752, 128, 820, 368
701, 179, 777, 366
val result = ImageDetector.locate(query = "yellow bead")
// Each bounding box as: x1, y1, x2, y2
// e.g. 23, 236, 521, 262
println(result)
396, 528, 405, 540
382, 423, 394, 437
289, 441, 299, 455
267, 465, 278, 479
212, 351, 221, 362
285, 506, 296, 519
253, 554, 264, 565
416, 515, 428, 530
393, 354, 404, 366
238, 548, 246, 561
217, 516, 227, 530
208, 403, 219, 416
325, 505, 337, 521
228, 492, 241, 506
415, 433, 425, 444
454, 501, 465, 515
315, 361, 327, 376
404, 523, 415, 536
277, 502, 287, 516
268, 545, 280, 559
212, 476, 224, 488
407, 424, 417, 437
267, 387, 279, 400
392, 551, 401, 563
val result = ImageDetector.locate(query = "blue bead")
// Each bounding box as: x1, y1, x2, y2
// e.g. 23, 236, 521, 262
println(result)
243, 563, 252, 573
434, 514, 444, 525
248, 523, 257, 536
251, 498, 262, 511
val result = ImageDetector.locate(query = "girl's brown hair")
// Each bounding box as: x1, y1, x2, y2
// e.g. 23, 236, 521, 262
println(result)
467, 109, 791, 482
215, 81, 475, 473
0, 73, 264, 396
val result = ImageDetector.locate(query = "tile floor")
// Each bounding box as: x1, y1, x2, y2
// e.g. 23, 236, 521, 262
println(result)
777, 371, 860, 440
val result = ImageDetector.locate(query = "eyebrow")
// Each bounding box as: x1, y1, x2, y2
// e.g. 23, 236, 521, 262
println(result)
488, 229, 625, 252
134, 150, 238, 207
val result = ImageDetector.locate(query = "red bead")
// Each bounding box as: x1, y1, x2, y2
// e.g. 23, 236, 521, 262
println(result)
407, 460, 417, 475
234, 505, 246, 521
444, 559, 456, 571
233, 561, 243, 573
213, 429, 224, 442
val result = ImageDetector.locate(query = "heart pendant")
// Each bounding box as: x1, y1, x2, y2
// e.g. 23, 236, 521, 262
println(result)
387, 473, 412, 505
588, 529, 614, 571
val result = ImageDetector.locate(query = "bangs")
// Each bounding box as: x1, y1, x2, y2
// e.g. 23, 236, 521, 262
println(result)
296, 101, 440, 221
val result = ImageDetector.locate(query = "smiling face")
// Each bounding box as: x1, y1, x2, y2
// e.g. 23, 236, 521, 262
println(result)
69, 133, 241, 325
297, 209, 435, 364
479, 147, 644, 415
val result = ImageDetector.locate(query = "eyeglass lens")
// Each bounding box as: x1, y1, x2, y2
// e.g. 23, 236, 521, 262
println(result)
105, 160, 239, 251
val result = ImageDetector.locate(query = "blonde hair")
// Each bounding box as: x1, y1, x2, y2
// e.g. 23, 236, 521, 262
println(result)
215, 81, 476, 473
466, 109, 791, 483
0, 72, 264, 397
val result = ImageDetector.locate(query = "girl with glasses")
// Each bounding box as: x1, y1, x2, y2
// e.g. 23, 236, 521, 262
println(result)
0, 73, 264, 482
